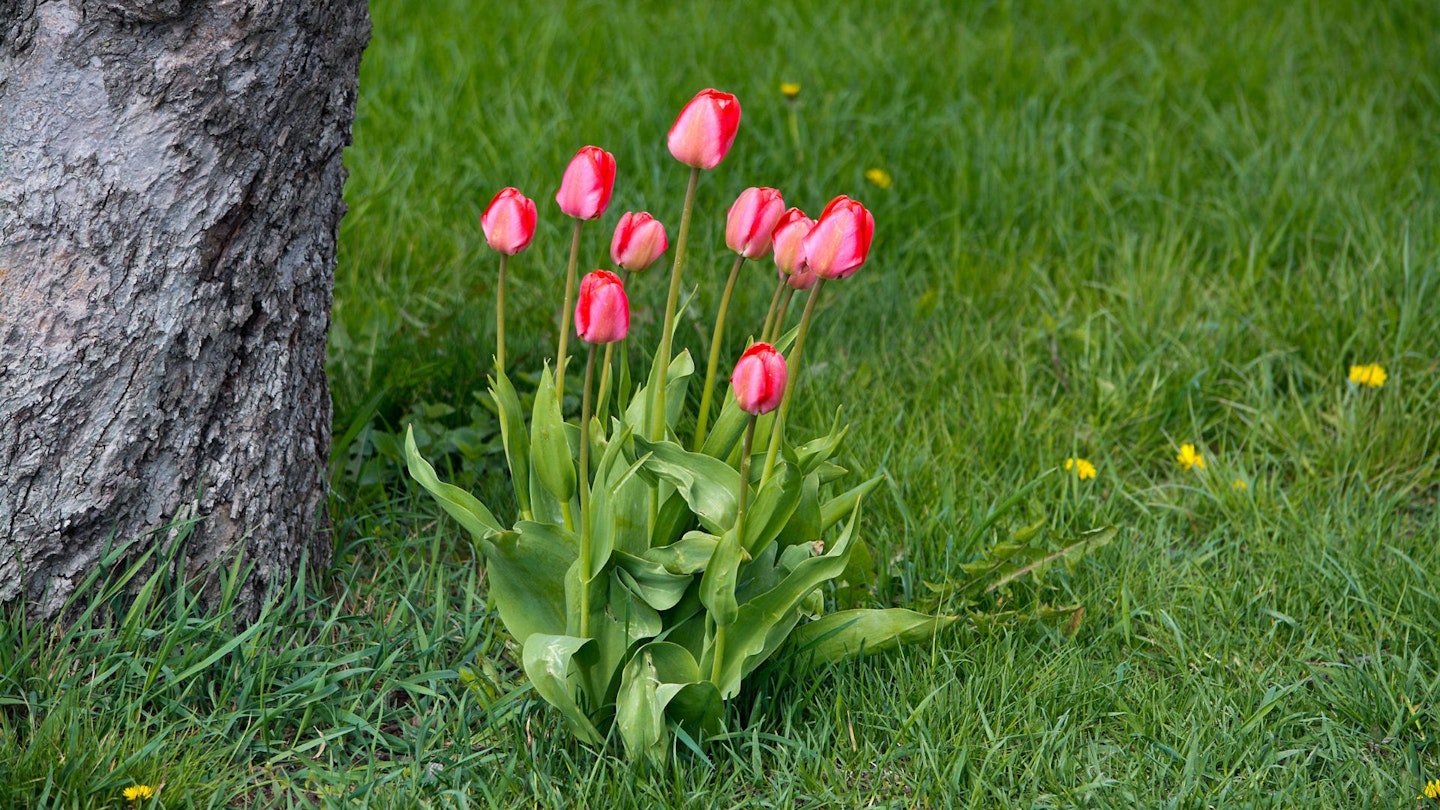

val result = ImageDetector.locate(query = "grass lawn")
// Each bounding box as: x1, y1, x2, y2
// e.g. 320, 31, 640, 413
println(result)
4, 0, 1440, 806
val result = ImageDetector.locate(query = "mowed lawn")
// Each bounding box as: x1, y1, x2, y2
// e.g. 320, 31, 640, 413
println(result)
4, 0, 1439, 807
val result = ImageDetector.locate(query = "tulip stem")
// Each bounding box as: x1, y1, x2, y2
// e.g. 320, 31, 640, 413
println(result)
556, 218, 585, 404
713, 414, 756, 684
595, 343, 615, 425
760, 279, 824, 486
651, 166, 701, 442
759, 279, 785, 347
694, 254, 747, 450
496, 254, 508, 373
769, 286, 797, 344
578, 343, 598, 638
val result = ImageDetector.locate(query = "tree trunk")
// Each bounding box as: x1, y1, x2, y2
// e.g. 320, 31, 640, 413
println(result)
0, 0, 369, 618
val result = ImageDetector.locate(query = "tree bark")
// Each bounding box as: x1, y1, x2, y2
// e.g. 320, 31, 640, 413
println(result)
0, 0, 369, 618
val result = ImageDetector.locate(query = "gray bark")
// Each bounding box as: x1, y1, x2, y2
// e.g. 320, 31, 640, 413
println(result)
0, 0, 369, 618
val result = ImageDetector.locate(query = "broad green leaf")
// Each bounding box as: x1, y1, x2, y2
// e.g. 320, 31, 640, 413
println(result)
485, 522, 576, 643
617, 641, 705, 760
404, 426, 503, 541
820, 474, 883, 531
521, 634, 601, 744
584, 423, 634, 579
788, 609, 959, 664
489, 367, 532, 519
698, 527, 743, 627
645, 531, 718, 575
633, 436, 740, 534
613, 551, 692, 611
626, 350, 697, 437
774, 473, 822, 548
794, 411, 848, 474
741, 460, 804, 556
708, 501, 863, 698
531, 366, 576, 504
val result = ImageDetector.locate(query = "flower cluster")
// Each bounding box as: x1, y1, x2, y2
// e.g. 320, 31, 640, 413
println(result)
409, 88, 941, 762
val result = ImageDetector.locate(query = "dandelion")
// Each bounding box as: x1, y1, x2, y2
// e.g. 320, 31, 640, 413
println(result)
865, 168, 892, 189
780, 82, 801, 100
1063, 458, 1096, 480
1421, 779, 1440, 801
1231, 479, 1248, 490
1176, 443, 1206, 471
1348, 363, 1387, 388
123, 785, 155, 802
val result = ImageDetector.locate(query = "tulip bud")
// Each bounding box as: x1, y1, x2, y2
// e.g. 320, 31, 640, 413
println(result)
556, 146, 616, 220
771, 207, 814, 276
725, 187, 786, 259
667, 88, 742, 170
730, 342, 787, 416
803, 195, 875, 280
610, 211, 669, 272
480, 187, 538, 256
574, 270, 629, 344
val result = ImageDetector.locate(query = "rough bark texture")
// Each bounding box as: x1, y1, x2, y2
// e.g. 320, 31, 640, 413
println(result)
0, 0, 369, 618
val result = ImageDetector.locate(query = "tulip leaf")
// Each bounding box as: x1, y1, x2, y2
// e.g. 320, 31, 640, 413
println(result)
788, 609, 960, 664
489, 366, 532, 519
708, 501, 862, 698
404, 425, 503, 541
584, 423, 634, 579
632, 436, 740, 534
486, 521, 576, 643
741, 460, 804, 556
521, 633, 601, 744
794, 410, 848, 474
627, 350, 696, 437
531, 365, 577, 505
616, 642, 719, 761
698, 527, 743, 628
821, 474, 884, 532
774, 473, 822, 548
644, 531, 719, 575
613, 550, 692, 611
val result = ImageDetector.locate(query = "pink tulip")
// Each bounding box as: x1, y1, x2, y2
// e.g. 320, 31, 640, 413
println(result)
480, 187, 538, 256
731, 342, 787, 416
771, 207, 814, 277
556, 146, 616, 220
574, 270, 629, 344
803, 195, 875, 280
725, 187, 786, 259
667, 88, 742, 170
610, 212, 669, 272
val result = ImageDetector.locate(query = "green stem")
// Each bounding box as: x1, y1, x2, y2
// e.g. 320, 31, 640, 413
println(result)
713, 415, 757, 684
595, 343, 615, 425
760, 279, 825, 486
496, 254, 508, 373
693, 254, 747, 450
768, 286, 797, 344
578, 343, 598, 638
650, 166, 702, 442
556, 218, 585, 404
759, 278, 786, 345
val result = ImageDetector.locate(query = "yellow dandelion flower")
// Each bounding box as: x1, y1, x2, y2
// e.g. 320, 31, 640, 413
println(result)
1231, 479, 1248, 490
1347, 363, 1387, 388
865, 167, 893, 189
1422, 778, 1440, 800
1063, 458, 1097, 480
780, 82, 801, 100
123, 785, 155, 802
1176, 443, 1206, 471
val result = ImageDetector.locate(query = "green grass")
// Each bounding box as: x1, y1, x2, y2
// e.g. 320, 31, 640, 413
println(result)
5, 0, 1440, 806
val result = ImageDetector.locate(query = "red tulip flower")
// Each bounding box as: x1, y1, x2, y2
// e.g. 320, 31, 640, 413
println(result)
574, 270, 630, 344
610, 212, 669, 272
771, 207, 814, 276
803, 195, 875, 280
556, 146, 616, 220
667, 88, 741, 170
480, 187, 538, 256
725, 187, 786, 259
731, 343, 787, 416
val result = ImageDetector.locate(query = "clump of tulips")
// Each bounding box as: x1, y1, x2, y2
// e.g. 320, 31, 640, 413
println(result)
406, 88, 952, 760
